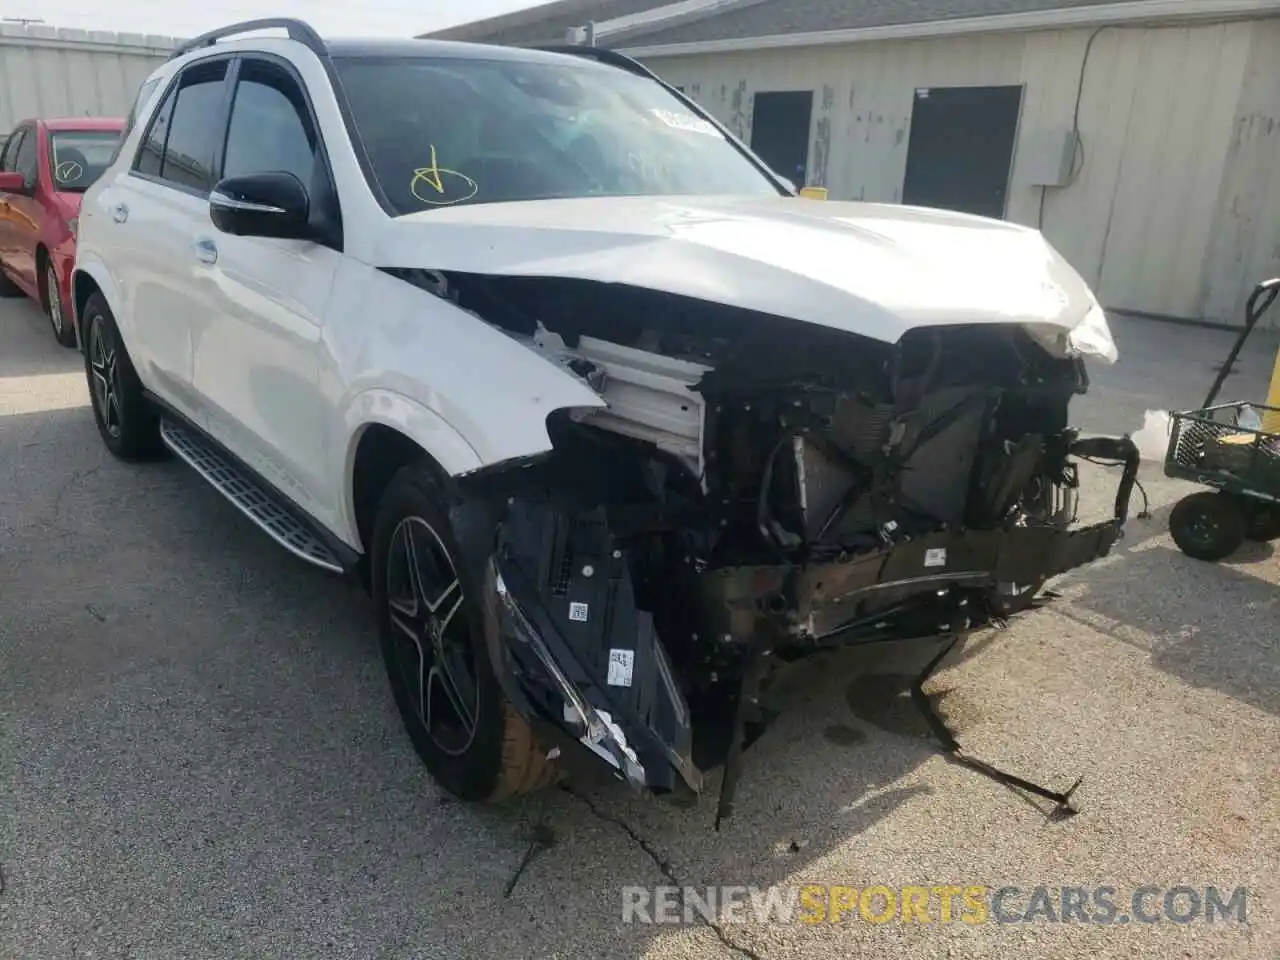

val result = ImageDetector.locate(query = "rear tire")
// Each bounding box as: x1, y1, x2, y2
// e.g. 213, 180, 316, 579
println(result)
371, 462, 555, 802
45, 261, 77, 348
81, 293, 164, 461
1241, 499, 1280, 543
1169, 491, 1247, 562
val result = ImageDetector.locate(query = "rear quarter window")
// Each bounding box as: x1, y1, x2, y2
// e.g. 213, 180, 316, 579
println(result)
111, 75, 163, 165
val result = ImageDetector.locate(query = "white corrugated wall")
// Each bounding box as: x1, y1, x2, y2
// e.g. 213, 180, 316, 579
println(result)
641, 19, 1280, 326
0, 24, 174, 132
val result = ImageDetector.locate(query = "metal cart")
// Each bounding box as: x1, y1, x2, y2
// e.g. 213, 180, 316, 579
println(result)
1164, 278, 1280, 561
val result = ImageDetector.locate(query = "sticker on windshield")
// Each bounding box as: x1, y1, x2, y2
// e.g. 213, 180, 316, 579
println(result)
649, 108, 719, 137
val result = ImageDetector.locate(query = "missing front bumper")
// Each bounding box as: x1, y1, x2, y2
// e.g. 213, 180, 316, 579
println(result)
475, 434, 1139, 816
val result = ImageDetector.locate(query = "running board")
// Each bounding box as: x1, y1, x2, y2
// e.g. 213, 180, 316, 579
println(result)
160, 418, 343, 574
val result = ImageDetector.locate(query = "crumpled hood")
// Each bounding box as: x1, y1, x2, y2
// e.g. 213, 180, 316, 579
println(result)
375, 195, 1102, 348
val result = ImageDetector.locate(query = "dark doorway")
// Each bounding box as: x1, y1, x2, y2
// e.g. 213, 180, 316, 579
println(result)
750, 90, 813, 187
901, 85, 1023, 219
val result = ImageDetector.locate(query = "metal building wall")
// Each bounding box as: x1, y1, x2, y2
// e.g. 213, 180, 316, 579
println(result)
1200, 18, 1280, 326
642, 19, 1279, 325
0, 25, 174, 133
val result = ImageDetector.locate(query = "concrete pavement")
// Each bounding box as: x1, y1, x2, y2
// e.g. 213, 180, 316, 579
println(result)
1, 295, 1277, 959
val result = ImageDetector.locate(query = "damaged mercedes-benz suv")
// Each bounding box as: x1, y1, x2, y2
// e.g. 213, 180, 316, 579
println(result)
74, 21, 1137, 824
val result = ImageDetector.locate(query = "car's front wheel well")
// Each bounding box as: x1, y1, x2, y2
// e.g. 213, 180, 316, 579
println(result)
35, 245, 50, 307
352, 425, 451, 557
72, 272, 103, 339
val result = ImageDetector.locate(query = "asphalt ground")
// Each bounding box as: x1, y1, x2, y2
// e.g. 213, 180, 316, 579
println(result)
1, 295, 1277, 959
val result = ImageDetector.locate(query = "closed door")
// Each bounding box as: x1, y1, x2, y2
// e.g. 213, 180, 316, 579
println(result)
902, 86, 1023, 219
0, 128, 28, 279
192, 55, 341, 524
104, 56, 231, 418
750, 90, 813, 187
1, 127, 41, 289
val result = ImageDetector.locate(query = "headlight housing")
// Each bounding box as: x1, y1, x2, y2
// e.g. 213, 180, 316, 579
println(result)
1066, 300, 1118, 364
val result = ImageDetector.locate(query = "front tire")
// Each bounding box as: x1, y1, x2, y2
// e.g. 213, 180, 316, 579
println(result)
1169, 491, 1247, 562
82, 293, 164, 460
371, 463, 555, 802
45, 262, 76, 348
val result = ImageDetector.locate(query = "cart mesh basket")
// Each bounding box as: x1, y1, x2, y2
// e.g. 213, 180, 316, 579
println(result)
1165, 402, 1280, 490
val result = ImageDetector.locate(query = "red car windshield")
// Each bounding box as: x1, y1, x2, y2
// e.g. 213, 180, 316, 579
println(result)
49, 130, 121, 193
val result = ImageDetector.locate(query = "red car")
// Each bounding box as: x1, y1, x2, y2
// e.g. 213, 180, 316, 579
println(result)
0, 117, 124, 347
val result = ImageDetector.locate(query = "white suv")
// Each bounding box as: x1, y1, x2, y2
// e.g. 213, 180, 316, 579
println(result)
74, 19, 1138, 821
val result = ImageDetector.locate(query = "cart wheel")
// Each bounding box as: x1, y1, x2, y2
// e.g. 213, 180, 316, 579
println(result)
1169, 492, 1247, 561
1243, 501, 1280, 542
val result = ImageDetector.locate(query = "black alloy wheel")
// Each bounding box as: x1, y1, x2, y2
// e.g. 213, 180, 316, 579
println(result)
88, 314, 124, 441
81, 292, 163, 460
371, 464, 556, 801
385, 514, 481, 757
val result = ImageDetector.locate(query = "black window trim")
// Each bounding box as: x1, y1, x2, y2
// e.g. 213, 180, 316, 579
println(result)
12, 122, 39, 184
128, 51, 236, 200
111, 74, 164, 167
213, 52, 336, 199
214, 51, 345, 252
0, 125, 30, 173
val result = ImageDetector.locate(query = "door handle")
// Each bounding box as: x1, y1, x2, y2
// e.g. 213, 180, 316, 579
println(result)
194, 237, 218, 265
112, 203, 128, 223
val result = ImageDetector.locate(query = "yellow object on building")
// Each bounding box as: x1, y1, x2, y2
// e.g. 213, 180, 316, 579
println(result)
798, 186, 828, 200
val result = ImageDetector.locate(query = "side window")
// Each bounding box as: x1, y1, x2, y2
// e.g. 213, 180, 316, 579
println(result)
0, 130, 23, 172
135, 83, 176, 178
221, 59, 318, 189
133, 58, 228, 193
113, 75, 163, 164
14, 127, 38, 182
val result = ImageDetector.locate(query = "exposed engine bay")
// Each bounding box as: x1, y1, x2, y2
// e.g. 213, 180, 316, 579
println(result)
400, 269, 1140, 822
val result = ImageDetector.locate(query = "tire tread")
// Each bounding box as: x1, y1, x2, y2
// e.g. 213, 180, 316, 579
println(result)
490, 704, 558, 801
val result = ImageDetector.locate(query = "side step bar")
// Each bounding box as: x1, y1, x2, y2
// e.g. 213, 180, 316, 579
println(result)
159, 418, 344, 574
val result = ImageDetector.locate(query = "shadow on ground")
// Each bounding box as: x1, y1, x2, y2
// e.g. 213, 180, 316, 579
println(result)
6, 311, 1279, 959
2, 402, 1040, 960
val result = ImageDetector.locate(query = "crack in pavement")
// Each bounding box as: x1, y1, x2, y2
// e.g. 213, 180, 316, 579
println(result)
561, 785, 766, 960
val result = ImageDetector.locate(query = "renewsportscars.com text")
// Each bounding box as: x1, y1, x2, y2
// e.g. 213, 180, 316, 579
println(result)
621, 884, 1249, 926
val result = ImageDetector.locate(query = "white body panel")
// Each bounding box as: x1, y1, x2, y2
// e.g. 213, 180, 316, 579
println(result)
192, 230, 340, 528
96, 176, 214, 424
374, 195, 1097, 344
320, 261, 607, 546
74, 35, 1116, 557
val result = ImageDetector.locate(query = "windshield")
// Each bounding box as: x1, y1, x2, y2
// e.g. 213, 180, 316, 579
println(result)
49, 130, 121, 192
333, 55, 783, 214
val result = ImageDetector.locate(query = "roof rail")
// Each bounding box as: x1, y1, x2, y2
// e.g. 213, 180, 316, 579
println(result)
169, 17, 326, 61
534, 44, 659, 81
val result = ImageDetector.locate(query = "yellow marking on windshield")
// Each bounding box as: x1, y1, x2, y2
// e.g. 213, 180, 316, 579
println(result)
419, 144, 445, 194
410, 144, 479, 206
